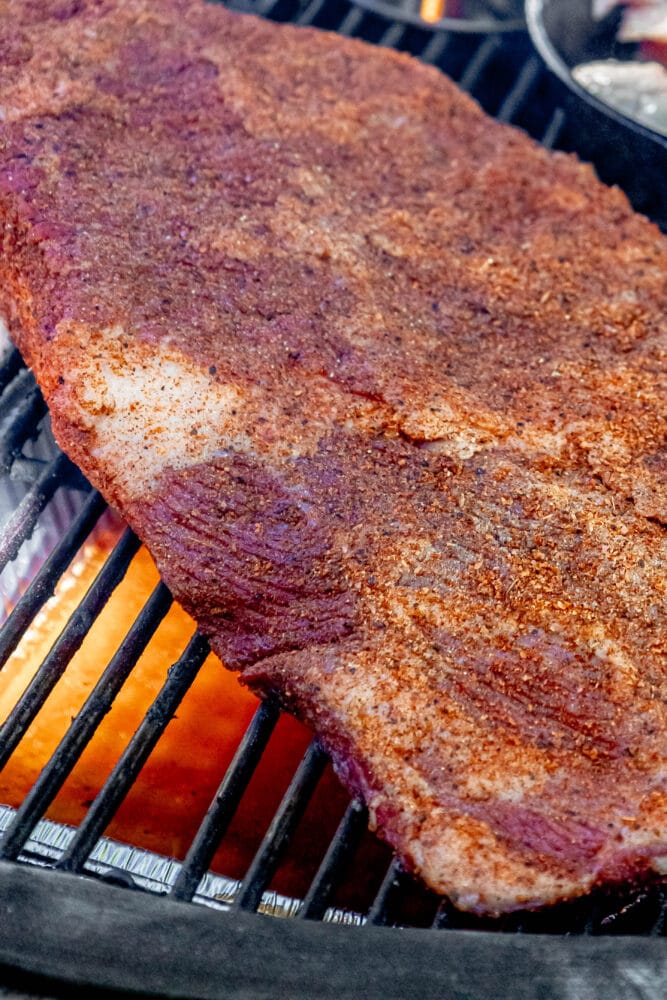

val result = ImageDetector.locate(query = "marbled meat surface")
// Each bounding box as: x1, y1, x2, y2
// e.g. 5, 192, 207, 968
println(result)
0, 0, 665, 915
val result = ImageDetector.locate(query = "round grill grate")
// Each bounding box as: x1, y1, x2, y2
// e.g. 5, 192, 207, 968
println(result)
0, 1, 665, 997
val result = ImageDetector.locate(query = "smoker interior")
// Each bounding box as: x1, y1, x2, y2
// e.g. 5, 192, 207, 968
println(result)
0, 1, 666, 997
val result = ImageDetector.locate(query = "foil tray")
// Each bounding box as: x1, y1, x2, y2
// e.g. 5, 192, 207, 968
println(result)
0, 804, 364, 926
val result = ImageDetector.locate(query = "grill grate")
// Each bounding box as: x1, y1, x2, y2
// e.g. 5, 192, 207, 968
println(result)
0, 4, 666, 995
169, 698, 281, 904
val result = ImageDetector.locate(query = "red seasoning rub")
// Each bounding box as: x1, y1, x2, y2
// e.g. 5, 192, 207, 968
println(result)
0, 0, 665, 915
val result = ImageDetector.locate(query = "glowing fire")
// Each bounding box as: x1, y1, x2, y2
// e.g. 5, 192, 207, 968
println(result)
419, 0, 468, 23
0, 536, 353, 894
420, 0, 446, 22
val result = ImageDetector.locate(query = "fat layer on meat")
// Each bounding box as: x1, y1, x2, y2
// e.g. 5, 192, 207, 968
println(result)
0, 0, 665, 915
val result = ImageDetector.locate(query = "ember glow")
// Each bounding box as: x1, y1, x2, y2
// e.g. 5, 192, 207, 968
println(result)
0, 539, 357, 895
420, 0, 447, 22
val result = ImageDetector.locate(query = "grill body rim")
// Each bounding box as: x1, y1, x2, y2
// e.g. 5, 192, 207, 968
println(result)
0, 861, 664, 1000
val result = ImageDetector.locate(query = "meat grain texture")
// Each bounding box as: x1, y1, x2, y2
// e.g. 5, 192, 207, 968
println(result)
0, 0, 665, 916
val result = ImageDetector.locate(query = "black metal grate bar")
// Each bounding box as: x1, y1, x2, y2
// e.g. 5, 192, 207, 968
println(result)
0, 392, 46, 475
432, 896, 461, 930
458, 34, 499, 91
0, 452, 72, 575
651, 901, 667, 937
337, 6, 364, 36
56, 631, 210, 873
299, 798, 369, 921
234, 740, 329, 913
169, 698, 280, 902
366, 858, 403, 927
420, 31, 452, 64
495, 54, 541, 123
0, 489, 107, 672
0, 583, 173, 862
378, 21, 406, 47
249, 0, 281, 16
0, 529, 141, 772
541, 106, 566, 151
295, 0, 328, 25
0, 369, 37, 425
0, 348, 24, 397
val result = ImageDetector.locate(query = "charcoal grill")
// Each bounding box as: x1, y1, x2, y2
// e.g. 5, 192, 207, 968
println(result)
0, 1, 666, 997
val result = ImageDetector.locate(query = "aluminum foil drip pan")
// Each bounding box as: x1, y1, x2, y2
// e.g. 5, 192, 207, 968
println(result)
0, 804, 364, 926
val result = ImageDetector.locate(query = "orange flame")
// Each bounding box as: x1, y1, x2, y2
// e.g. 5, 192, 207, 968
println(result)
420, 0, 446, 22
